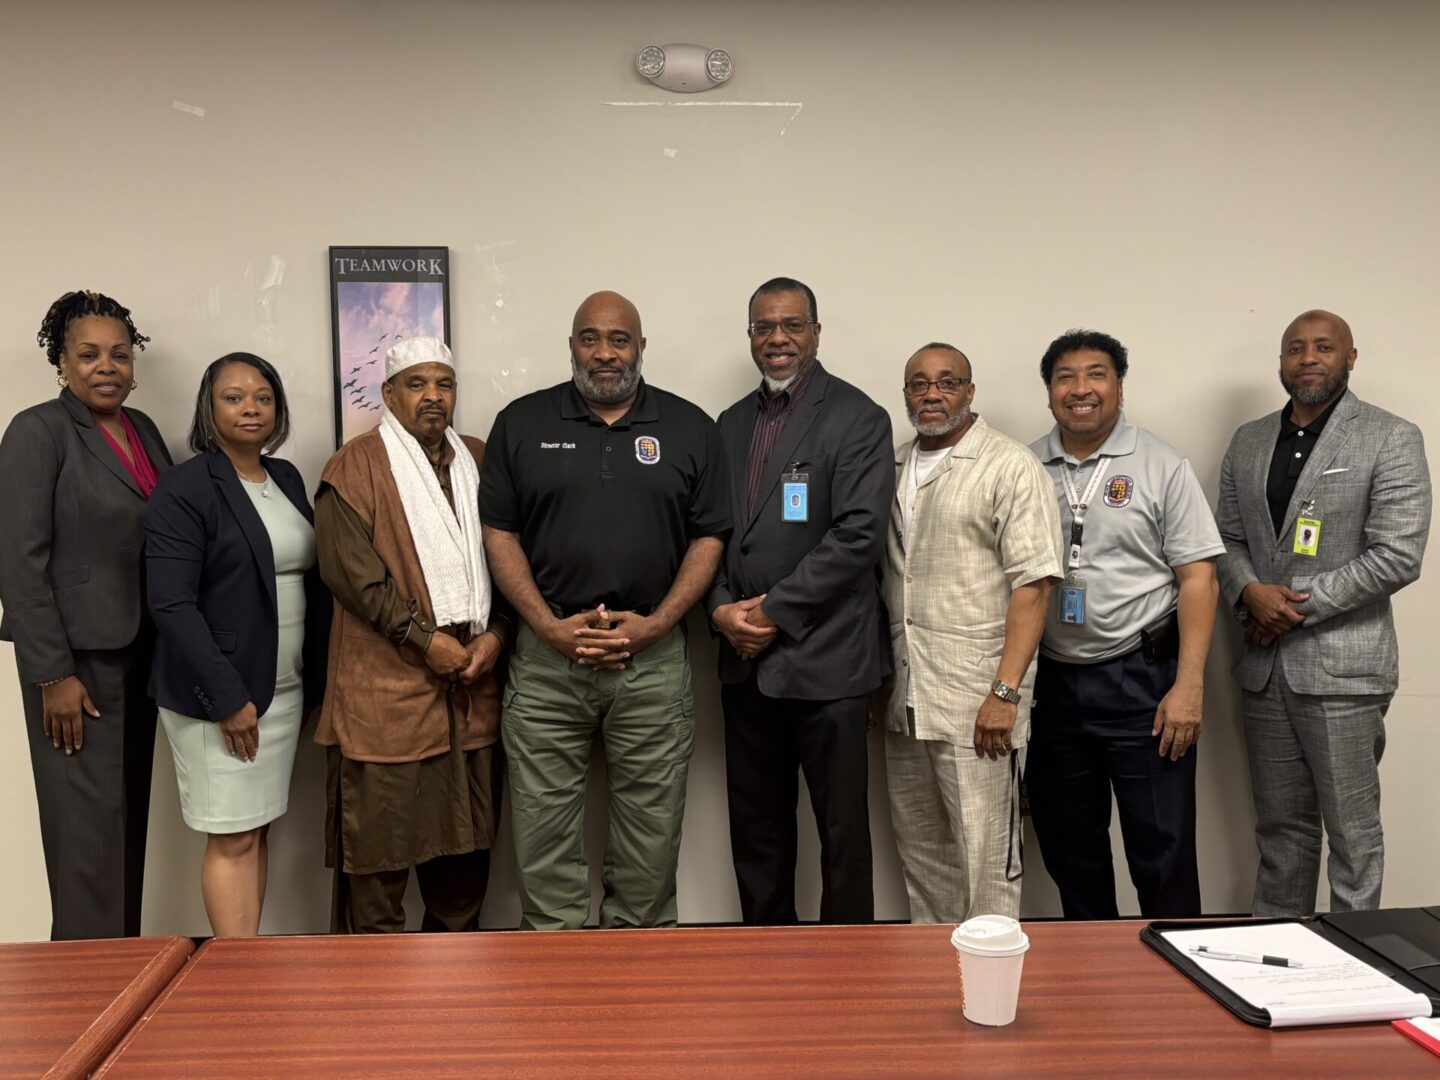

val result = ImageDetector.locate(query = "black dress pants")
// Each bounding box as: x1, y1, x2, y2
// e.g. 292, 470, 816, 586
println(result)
721, 673, 873, 925
20, 629, 157, 940
1025, 648, 1200, 920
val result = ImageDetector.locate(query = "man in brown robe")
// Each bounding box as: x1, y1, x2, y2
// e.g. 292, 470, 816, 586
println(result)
314, 336, 510, 933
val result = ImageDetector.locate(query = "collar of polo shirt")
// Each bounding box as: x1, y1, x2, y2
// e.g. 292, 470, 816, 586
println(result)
562, 378, 658, 426
1039, 410, 1139, 465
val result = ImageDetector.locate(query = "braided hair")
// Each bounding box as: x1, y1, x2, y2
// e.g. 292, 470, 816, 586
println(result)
36, 290, 149, 368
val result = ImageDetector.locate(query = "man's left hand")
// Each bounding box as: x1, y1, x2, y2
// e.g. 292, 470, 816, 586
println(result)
973, 696, 1018, 761
746, 604, 776, 631
1154, 680, 1203, 761
606, 609, 667, 655
1243, 616, 1279, 647
459, 631, 503, 684
572, 606, 667, 669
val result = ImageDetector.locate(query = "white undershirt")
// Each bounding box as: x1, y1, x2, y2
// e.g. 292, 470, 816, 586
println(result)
903, 443, 952, 708
902, 445, 951, 551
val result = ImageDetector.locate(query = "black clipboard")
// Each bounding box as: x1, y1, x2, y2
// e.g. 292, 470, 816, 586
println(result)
1141, 907, 1440, 1027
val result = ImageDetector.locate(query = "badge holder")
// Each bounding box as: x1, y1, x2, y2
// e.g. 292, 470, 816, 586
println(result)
782, 467, 809, 523
1056, 458, 1109, 627
1293, 515, 1321, 557
1058, 575, 1087, 625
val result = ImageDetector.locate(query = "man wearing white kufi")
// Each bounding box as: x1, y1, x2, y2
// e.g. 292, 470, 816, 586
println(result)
314, 336, 511, 933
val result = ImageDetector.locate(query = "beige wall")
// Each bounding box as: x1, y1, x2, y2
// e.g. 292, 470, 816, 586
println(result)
0, 0, 1435, 939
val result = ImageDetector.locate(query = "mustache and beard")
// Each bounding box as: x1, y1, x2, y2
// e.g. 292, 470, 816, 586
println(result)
907, 398, 971, 438
763, 372, 798, 394
572, 351, 643, 404
413, 402, 450, 430
1279, 363, 1349, 406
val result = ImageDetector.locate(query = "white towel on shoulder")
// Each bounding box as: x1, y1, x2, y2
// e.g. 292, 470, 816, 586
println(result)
378, 408, 490, 635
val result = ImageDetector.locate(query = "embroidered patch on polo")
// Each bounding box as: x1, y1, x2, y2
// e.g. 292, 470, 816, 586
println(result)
1103, 474, 1134, 508
635, 436, 661, 464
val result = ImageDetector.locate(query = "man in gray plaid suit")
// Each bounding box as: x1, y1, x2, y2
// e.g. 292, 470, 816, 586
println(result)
1217, 309, 1431, 916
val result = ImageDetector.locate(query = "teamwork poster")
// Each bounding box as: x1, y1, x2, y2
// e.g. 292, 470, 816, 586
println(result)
328, 245, 450, 447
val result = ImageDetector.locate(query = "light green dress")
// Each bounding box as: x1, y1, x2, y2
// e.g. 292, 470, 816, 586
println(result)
159, 474, 315, 834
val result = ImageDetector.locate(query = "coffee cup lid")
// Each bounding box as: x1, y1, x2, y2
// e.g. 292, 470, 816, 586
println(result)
951, 915, 1028, 953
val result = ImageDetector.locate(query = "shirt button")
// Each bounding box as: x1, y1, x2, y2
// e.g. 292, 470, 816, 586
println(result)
1297, 431, 1305, 438
1295, 452, 1302, 458
905, 617, 913, 625
605, 446, 613, 453
906, 575, 913, 583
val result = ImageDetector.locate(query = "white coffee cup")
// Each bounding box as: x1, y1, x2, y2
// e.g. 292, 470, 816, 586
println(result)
951, 915, 1030, 1026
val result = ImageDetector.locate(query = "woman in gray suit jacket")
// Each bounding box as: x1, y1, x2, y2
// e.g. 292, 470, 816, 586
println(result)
0, 290, 173, 940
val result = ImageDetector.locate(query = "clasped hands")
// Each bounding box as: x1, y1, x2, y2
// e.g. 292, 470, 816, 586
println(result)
1241, 581, 1310, 647
711, 594, 779, 661
542, 605, 668, 670
424, 628, 503, 684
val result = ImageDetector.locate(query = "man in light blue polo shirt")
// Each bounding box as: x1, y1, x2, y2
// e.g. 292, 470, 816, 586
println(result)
1025, 329, 1224, 919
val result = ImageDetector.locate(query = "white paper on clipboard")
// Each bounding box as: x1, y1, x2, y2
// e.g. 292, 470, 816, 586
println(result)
1161, 922, 1432, 1027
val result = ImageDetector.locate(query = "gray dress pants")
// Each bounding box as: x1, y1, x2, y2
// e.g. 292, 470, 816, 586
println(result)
1243, 666, 1389, 917
20, 629, 156, 940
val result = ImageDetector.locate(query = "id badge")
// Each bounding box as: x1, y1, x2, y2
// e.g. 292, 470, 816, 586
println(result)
1293, 516, 1321, 557
1058, 576, 1086, 625
782, 471, 809, 523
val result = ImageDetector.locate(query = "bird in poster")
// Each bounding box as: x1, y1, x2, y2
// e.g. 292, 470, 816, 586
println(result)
369, 346, 379, 354
343, 379, 358, 390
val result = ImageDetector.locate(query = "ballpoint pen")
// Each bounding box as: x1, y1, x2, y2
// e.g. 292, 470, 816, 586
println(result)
1188, 946, 1304, 968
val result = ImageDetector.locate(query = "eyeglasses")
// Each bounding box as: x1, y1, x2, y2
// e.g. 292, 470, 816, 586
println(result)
902, 377, 971, 397
748, 318, 815, 338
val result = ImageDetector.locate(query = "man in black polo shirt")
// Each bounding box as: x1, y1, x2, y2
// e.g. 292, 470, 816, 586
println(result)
479, 290, 730, 930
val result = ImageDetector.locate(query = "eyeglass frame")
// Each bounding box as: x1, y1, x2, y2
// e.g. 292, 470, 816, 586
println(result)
902, 376, 972, 397
747, 318, 817, 339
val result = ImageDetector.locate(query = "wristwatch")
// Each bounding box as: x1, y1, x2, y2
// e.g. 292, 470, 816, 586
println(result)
990, 678, 1022, 705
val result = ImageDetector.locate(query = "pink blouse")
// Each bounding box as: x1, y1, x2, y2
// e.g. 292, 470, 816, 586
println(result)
98, 410, 160, 498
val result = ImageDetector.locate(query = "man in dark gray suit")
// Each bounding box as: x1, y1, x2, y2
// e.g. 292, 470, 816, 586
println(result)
708, 277, 894, 925
1217, 309, 1431, 916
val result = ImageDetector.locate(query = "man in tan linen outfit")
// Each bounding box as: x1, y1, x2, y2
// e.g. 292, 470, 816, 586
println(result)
881, 343, 1061, 922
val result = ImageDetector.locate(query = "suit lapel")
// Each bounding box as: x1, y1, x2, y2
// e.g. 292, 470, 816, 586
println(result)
1247, 410, 1283, 540
62, 389, 144, 498
209, 453, 278, 612
744, 366, 827, 535
1276, 392, 1358, 547
729, 402, 758, 534
271, 462, 315, 525
125, 408, 172, 471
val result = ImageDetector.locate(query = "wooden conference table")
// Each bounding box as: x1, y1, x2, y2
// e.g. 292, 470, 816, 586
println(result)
93, 922, 1433, 1078
0, 935, 193, 1079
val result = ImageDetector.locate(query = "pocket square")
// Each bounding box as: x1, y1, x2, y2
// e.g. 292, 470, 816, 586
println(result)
1322, 467, 1350, 475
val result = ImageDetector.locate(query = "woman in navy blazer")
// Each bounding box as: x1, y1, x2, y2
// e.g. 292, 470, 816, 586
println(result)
145, 352, 329, 937
0, 290, 172, 940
